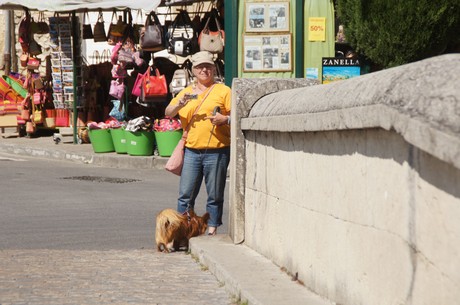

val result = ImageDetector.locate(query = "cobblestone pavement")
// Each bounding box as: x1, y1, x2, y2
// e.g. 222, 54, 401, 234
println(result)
0, 249, 235, 305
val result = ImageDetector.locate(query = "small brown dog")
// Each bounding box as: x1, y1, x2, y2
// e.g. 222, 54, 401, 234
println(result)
155, 208, 210, 253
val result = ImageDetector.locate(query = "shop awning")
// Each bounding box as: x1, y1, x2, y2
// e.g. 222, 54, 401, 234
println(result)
0, 0, 162, 12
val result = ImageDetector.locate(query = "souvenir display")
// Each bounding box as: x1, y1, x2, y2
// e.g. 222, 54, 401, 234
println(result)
1, 2, 226, 141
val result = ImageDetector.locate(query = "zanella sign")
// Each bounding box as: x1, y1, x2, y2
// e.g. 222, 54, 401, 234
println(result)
322, 58, 360, 66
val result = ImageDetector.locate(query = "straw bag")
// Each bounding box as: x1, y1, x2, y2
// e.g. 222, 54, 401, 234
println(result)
26, 121, 35, 133
20, 53, 28, 67
27, 57, 41, 70
33, 108, 44, 124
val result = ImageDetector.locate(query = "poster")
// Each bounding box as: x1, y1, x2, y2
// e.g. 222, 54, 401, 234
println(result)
245, 1, 290, 32
243, 34, 292, 72
308, 17, 326, 41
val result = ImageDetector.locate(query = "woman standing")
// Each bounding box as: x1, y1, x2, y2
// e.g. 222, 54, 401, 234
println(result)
165, 51, 231, 235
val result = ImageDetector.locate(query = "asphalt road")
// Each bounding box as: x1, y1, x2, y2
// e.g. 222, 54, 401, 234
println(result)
0, 153, 229, 250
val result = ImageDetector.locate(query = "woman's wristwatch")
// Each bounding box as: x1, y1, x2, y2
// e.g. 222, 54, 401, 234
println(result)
227, 115, 231, 125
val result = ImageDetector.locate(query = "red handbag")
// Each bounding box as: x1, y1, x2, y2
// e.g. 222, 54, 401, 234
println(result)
141, 68, 167, 100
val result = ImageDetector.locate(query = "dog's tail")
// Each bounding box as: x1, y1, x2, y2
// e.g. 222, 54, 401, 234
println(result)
155, 209, 184, 252
155, 216, 169, 252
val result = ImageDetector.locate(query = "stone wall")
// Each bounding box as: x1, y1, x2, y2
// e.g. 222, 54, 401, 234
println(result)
230, 54, 460, 305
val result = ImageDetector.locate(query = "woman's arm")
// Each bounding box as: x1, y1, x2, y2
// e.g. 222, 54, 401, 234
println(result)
165, 102, 182, 117
165, 96, 189, 117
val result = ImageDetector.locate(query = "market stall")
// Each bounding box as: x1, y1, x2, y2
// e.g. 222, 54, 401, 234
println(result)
0, 0, 225, 150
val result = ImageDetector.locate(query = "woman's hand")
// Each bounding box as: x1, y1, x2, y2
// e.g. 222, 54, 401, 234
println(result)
205, 112, 230, 126
165, 94, 196, 117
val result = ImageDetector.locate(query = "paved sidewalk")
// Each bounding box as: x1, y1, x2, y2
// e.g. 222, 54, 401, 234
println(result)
0, 133, 333, 305
0, 249, 234, 305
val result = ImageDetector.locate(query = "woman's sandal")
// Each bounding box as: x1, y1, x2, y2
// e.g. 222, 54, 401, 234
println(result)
208, 227, 217, 235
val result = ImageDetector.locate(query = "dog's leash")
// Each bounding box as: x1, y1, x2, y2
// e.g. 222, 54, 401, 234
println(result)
204, 106, 221, 155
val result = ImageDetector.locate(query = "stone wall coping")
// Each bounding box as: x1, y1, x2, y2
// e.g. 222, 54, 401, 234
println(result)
236, 54, 460, 169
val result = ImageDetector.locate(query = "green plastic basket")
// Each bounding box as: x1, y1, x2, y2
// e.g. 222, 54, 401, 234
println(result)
125, 130, 155, 156
88, 129, 115, 153
110, 128, 127, 154
154, 130, 183, 157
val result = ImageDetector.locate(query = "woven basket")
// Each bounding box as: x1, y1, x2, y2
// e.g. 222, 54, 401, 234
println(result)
78, 127, 90, 143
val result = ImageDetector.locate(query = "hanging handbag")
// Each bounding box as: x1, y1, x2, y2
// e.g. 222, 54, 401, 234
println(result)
109, 79, 125, 100
118, 48, 134, 64
27, 57, 41, 70
167, 10, 198, 57
32, 101, 44, 124
132, 71, 145, 97
18, 11, 31, 52
169, 68, 190, 96
33, 76, 44, 90
21, 108, 30, 120
26, 121, 36, 133
141, 68, 168, 100
140, 11, 164, 52
93, 10, 107, 42
33, 91, 42, 105
165, 85, 215, 175
111, 64, 127, 78
82, 11, 93, 39
20, 53, 28, 67
29, 39, 42, 56
107, 10, 127, 45
33, 108, 44, 124
198, 13, 225, 54
36, 12, 49, 34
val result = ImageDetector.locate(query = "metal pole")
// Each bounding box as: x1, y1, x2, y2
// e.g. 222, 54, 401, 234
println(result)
224, 0, 238, 86
71, 11, 78, 144
3, 10, 12, 74
295, 0, 304, 78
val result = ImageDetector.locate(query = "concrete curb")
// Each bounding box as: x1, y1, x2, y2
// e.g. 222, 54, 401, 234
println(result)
0, 141, 169, 169
190, 235, 333, 305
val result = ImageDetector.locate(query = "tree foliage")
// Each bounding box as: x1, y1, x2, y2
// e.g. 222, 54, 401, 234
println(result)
335, 0, 460, 68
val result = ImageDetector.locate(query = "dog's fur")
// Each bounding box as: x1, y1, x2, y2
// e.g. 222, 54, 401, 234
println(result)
155, 208, 210, 253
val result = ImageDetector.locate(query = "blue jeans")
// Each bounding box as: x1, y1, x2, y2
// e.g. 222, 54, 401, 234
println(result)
177, 147, 230, 227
